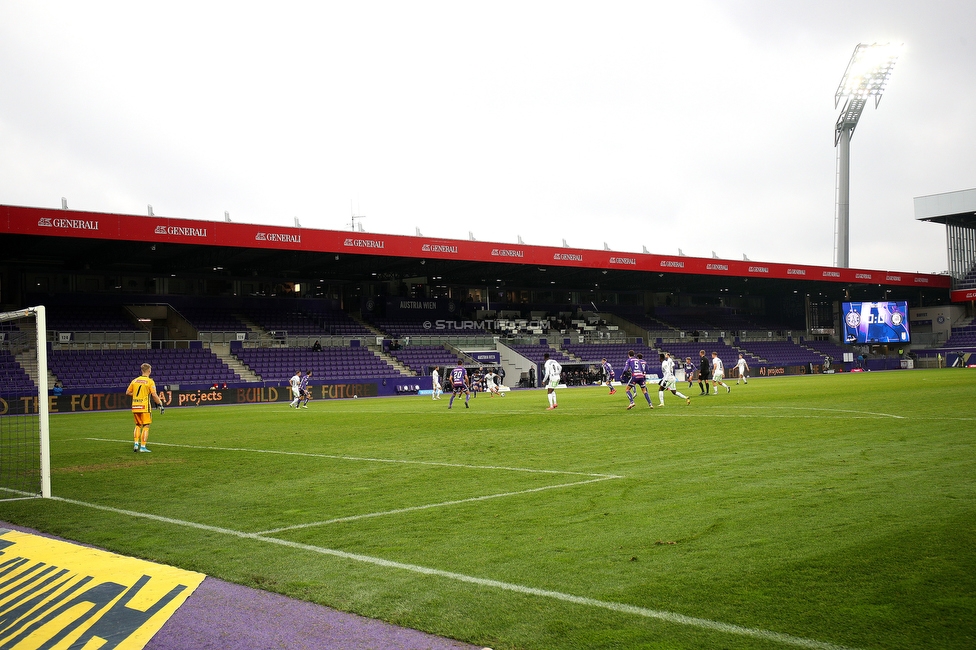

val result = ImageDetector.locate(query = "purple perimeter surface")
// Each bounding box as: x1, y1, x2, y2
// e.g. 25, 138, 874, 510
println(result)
3, 522, 481, 650
146, 575, 480, 650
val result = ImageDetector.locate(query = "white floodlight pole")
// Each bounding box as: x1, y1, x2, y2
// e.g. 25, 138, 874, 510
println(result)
835, 126, 852, 268
833, 43, 900, 268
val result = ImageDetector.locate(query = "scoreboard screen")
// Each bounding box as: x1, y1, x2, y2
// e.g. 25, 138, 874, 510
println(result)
841, 301, 910, 344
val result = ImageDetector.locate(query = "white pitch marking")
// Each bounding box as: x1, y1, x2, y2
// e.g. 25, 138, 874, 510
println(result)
83, 437, 623, 535
82, 438, 620, 478
255, 477, 617, 535
639, 409, 905, 420
728, 406, 905, 419
50, 495, 860, 650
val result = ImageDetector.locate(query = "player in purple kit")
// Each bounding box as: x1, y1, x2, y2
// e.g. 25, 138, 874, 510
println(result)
447, 359, 471, 409
684, 357, 695, 388
601, 358, 616, 395
622, 350, 654, 410
299, 370, 312, 408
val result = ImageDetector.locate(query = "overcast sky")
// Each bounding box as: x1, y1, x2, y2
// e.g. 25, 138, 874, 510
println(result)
1, 1, 973, 275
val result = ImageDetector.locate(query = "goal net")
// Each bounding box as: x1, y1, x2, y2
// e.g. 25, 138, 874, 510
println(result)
0, 306, 51, 499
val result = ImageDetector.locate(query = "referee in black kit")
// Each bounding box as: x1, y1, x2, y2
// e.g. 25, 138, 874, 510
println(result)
698, 349, 711, 396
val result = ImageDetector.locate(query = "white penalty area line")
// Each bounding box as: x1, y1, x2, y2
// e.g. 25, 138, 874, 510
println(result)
82, 437, 623, 534
656, 406, 905, 420
48, 495, 859, 650
81, 438, 620, 479
729, 406, 905, 419
255, 476, 616, 535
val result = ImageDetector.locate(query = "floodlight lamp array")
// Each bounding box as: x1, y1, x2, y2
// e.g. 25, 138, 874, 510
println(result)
834, 43, 901, 144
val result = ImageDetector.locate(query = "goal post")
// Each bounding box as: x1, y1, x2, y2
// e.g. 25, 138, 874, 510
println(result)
0, 305, 51, 499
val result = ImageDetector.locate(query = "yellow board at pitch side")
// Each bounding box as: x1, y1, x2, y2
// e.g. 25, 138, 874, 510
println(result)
0, 528, 205, 649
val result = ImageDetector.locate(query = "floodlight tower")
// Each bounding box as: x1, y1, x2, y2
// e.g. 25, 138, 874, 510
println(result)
833, 43, 901, 268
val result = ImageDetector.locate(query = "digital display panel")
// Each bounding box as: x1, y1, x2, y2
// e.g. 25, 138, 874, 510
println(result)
841, 301, 910, 344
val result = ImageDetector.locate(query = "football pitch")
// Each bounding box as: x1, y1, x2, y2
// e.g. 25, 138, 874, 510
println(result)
2, 369, 974, 649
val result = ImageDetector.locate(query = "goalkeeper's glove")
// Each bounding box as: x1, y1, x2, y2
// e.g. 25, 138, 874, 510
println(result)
158, 404, 165, 414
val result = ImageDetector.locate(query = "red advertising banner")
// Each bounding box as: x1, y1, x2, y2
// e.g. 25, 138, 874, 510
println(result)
1, 204, 952, 289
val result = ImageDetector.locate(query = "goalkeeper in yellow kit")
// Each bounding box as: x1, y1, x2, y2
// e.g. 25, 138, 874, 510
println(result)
127, 363, 164, 453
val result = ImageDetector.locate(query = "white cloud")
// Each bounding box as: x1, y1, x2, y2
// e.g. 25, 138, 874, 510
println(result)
2, 0, 973, 274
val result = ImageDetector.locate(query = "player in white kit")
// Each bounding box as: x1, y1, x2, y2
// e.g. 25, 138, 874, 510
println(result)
657, 352, 691, 406
431, 366, 443, 400
288, 370, 303, 408
711, 352, 731, 394
735, 354, 749, 385
542, 353, 562, 410
484, 369, 504, 397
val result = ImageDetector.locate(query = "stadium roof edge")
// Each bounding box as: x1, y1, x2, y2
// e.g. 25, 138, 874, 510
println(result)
914, 187, 976, 226
1, 203, 950, 290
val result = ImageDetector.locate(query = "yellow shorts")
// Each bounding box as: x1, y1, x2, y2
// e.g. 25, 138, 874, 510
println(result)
133, 411, 152, 426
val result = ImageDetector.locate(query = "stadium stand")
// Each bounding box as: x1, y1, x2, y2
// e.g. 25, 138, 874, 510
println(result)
657, 341, 741, 370
624, 306, 799, 336
8, 287, 949, 395
508, 344, 573, 366
801, 340, 849, 361
46, 306, 140, 332
734, 341, 823, 365
386, 345, 462, 374
245, 308, 332, 338
175, 305, 250, 333
156, 299, 375, 339
0, 350, 34, 393
49, 348, 240, 390
366, 318, 494, 338
593, 307, 675, 337
956, 265, 976, 290
944, 316, 976, 347
648, 308, 713, 333
915, 316, 976, 359
560, 342, 665, 377
233, 346, 402, 382
562, 342, 659, 363
299, 305, 375, 337
561, 338, 831, 375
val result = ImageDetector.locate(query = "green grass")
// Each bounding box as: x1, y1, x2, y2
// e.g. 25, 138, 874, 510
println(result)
2, 370, 975, 649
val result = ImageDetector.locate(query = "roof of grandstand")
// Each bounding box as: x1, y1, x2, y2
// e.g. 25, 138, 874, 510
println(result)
0, 204, 953, 305
914, 187, 976, 227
